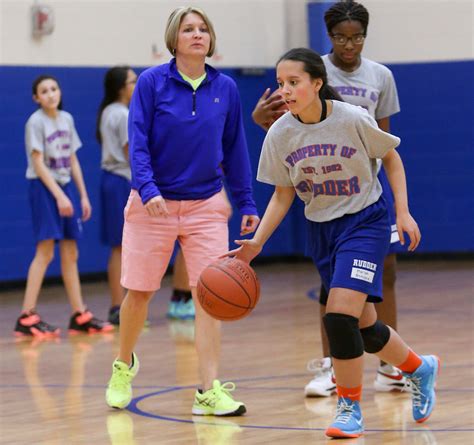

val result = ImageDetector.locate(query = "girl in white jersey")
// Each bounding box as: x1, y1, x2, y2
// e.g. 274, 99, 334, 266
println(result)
15, 75, 112, 337
230, 48, 439, 439
96, 66, 137, 326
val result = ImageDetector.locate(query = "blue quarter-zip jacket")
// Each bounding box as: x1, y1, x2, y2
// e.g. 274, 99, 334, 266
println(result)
128, 59, 257, 216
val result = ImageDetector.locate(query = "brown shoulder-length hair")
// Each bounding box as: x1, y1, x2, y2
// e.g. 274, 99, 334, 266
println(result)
164, 6, 216, 57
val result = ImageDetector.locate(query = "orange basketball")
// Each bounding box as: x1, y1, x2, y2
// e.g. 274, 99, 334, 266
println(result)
197, 258, 260, 321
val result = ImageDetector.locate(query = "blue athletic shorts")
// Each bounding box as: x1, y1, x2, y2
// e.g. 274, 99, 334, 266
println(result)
28, 179, 83, 243
100, 170, 131, 247
307, 198, 391, 302
378, 166, 401, 253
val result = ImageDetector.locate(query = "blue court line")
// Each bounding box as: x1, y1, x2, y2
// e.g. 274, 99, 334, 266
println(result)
127, 387, 474, 433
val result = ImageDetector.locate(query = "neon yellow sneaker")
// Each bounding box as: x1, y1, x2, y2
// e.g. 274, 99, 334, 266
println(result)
106, 352, 139, 409
192, 380, 246, 416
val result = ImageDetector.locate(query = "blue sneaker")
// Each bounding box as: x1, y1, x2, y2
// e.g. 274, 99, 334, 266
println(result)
167, 301, 178, 319
325, 397, 364, 438
175, 299, 195, 320
404, 355, 440, 423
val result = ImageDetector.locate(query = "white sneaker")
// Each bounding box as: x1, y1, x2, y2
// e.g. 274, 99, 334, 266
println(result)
374, 363, 412, 393
304, 357, 337, 397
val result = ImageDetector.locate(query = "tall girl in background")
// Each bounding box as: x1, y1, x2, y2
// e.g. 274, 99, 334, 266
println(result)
96, 66, 137, 325
232, 48, 438, 438
15, 75, 112, 337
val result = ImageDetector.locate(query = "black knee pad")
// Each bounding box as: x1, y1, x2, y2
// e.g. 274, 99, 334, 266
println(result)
360, 320, 391, 353
319, 284, 329, 306
323, 313, 364, 359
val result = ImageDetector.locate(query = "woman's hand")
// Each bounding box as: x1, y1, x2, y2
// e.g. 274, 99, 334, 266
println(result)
81, 196, 92, 221
396, 211, 421, 251
223, 238, 263, 264
240, 214, 260, 236
144, 195, 169, 217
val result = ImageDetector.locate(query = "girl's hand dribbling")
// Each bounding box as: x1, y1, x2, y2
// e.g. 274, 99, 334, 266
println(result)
144, 195, 169, 217
396, 211, 421, 251
56, 195, 74, 217
224, 238, 263, 264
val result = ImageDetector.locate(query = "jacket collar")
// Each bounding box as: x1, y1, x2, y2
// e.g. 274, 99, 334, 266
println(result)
167, 58, 219, 84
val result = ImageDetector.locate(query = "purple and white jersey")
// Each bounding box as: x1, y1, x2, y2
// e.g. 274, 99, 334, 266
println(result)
257, 101, 400, 223
25, 109, 82, 185
322, 55, 400, 120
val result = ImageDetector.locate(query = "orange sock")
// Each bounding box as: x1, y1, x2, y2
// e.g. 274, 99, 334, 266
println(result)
397, 349, 422, 374
336, 384, 362, 402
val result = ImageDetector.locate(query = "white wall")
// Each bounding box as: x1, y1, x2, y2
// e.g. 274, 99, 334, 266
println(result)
0, 0, 472, 67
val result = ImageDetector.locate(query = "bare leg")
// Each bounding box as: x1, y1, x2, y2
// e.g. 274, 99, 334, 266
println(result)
192, 287, 221, 390
118, 290, 154, 365
173, 249, 190, 292
375, 254, 398, 366
319, 301, 330, 357
22, 240, 55, 312
108, 246, 124, 307
375, 253, 397, 328
59, 240, 86, 313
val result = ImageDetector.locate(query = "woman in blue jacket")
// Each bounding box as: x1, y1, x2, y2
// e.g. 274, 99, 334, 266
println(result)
105, 6, 259, 416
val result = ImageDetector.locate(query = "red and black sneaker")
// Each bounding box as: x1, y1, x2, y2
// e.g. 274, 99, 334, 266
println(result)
68, 310, 114, 334
14, 311, 60, 338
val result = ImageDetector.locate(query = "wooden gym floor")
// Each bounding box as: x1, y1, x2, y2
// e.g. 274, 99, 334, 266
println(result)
0, 260, 473, 445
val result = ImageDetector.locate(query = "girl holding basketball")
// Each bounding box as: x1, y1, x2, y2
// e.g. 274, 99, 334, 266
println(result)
96, 65, 137, 325
229, 48, 439, 438
15, 75, 112, 337
105, 6, 259, 416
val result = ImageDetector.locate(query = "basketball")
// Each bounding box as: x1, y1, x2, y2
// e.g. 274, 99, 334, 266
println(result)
197, 258, 260, 321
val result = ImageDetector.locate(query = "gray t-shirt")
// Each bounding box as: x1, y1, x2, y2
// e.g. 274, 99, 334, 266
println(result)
322, 55, 400, 120
100, 102, 131, 181
257, 101, 400, 222
25, 109, 82, 185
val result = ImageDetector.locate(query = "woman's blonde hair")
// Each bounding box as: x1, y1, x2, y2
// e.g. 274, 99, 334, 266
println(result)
165, 6, 216, 57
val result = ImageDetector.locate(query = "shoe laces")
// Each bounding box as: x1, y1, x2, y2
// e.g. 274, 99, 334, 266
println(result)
409, 376, 424, 407
109, 364, 134, 390
216, 381, 236, 397
334, 399, 356, 424
307, 358, 331, 376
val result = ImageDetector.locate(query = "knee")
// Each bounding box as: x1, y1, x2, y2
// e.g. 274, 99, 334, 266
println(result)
360, 320, 391, 353
323, 312, 364, 359
35, 245, 54, 265
383, 255, 397, 287
61, 242, 79, 263
125, 290, 154, 309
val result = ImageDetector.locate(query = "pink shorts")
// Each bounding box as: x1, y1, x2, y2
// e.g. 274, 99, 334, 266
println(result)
121, 190, 231, 291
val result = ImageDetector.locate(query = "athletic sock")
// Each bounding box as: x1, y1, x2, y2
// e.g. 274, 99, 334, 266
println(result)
397, 349, 422, 374
336, 384, 362, 402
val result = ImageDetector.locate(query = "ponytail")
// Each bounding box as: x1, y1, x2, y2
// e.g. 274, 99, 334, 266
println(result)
320, 84, 343, 102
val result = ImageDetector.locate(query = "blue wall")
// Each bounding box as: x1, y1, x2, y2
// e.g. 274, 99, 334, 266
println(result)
0, 61, 473, 281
